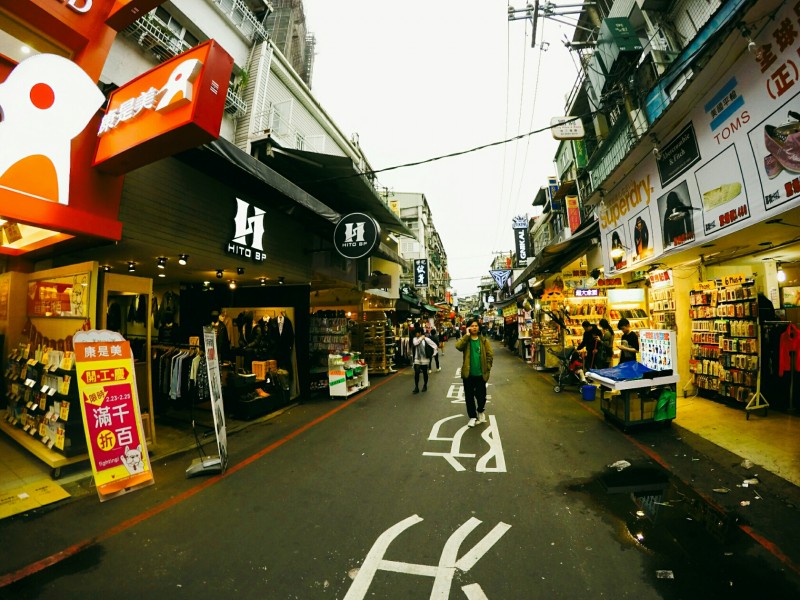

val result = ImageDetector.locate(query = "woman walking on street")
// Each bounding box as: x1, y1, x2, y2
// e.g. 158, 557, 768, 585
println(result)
412, 324, 438, 393
455, 318, 493, 427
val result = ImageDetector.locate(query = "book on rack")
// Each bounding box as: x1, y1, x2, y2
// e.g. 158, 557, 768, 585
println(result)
59, 351, 75, 371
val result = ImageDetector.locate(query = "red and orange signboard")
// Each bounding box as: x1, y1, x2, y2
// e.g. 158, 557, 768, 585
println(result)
94, 40, 233, 174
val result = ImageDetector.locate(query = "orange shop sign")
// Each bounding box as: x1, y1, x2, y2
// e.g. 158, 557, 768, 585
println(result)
94, 39, 234, 174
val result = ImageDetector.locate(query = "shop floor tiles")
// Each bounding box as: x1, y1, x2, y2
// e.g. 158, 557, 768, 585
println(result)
0, 479, 70, 520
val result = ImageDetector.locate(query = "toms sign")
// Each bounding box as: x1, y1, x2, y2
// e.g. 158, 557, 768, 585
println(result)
334, 212, 381, 259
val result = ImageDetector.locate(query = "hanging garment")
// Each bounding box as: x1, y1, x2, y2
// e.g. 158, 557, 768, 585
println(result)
778, 323, 800, 375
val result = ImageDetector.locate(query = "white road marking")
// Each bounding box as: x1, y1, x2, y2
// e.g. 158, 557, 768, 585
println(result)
344, 515, 511, 600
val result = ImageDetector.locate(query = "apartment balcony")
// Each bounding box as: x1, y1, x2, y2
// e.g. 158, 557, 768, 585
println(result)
208, 0, 269, 43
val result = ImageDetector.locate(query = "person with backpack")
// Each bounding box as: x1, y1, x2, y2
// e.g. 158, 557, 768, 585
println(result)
412, 323, 438, 393
455, 318, 494, 427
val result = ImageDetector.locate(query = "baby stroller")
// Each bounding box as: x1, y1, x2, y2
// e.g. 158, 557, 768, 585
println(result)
548, 347, 586, 393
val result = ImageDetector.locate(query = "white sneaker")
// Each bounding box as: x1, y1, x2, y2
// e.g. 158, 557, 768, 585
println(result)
437, 368, 442, 372
478, 412, 487, 423
467, 418, 477, 428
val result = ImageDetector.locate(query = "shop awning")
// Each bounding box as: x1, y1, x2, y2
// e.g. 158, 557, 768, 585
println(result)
251, 142, 416, 239
423, 304, 443, 313
511, 220, 600, 289
175, 137, 341, 231
493, 291, 526, 309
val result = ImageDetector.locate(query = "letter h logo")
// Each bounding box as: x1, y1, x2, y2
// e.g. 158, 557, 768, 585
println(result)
344, 221, 365, 244
232, 198, 265, 251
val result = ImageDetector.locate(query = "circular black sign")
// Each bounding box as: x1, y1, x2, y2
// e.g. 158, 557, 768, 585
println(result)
333, 212, 381, 259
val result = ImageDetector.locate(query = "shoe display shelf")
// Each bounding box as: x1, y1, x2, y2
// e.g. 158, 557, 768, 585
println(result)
327, 353, 369, 398
310, 316, 351, 394
1, 345, 88, 478
354, 322, 395, 375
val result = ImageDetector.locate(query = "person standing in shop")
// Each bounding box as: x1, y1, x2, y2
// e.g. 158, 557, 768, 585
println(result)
616, 318, 640, 363
576, 320, 602, 369
412, 324, 438, 393
455, 318, 494, 428
596, 318, 615, 369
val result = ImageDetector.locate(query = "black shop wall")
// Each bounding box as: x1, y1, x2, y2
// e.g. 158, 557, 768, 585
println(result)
181, 283, 311, 401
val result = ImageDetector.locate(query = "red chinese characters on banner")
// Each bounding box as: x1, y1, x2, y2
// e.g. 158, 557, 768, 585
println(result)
74, 335, 153, 501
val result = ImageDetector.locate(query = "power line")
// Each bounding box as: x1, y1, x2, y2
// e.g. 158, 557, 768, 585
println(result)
353, 114, 586, 181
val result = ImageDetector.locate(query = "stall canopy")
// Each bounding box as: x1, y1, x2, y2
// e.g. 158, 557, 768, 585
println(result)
251, 142, 416, 239
423, 303, 443, 313
510, 220, 600, 289
175, 137, 341, 232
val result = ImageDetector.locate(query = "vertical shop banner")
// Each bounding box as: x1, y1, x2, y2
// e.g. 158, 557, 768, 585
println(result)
512, 215, 530, 266
414, 259, 429, 288
73, 330, 153, 502
598, 1, 800, 275
204, 325, 228, 472
566, 195, 582, 233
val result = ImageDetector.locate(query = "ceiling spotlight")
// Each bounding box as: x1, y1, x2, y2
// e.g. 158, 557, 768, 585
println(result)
237, 267, 245, 275
128, 262, 136, 272
158, 273, 166, 278
229, 280, 237, 290
178, 254, 188, 266
260, 277, 267, 286
157, 257, 167, 269
203, 281, 211, 286
101, 265, 111, 272
777, 261, 787, 283
278, 276, 285, 285
216, 270, 223, 279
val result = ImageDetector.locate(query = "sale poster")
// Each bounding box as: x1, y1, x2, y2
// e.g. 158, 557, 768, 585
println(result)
74, 330, 153, 501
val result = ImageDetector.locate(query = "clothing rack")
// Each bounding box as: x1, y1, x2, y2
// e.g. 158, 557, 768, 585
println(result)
745, 322, 771, 419
765, 320, 797, 413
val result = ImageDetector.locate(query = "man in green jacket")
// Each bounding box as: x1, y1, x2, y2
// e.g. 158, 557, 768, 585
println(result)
455, 318, 494, 427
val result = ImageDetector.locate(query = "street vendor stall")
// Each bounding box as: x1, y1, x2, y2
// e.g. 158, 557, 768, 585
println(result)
586, 329, 679, 430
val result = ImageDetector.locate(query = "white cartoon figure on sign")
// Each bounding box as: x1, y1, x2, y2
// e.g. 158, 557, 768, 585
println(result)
0, 54, 105, 205
121, 444, 145, 475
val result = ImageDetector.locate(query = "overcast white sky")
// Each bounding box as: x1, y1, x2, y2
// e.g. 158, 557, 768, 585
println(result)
302, 0, 580, 297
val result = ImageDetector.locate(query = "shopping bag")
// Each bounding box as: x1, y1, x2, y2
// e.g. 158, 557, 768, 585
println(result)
654, 389, 677, 421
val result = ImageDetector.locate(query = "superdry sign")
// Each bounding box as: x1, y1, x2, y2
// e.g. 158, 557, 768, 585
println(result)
94, 40, 233, 174
333, 212, 381, 259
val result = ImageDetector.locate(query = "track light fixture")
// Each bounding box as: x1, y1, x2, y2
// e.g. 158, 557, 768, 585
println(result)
278, 276, 285, 285
101, 265, 111, 272
216, 270, 223, 279
260, 277, 267, 286
237, 267, 245, 275
128, 261, 136, 272
157, 257, 167, 269
178, 254, 188, 266
229, 280, 237, 290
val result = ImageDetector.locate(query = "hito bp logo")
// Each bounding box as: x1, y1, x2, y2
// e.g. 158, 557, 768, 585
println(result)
227, 198, 266, 262
334, 212, 380, 259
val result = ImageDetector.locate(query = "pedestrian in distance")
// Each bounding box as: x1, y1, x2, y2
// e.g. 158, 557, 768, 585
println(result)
455, 318, 493, 427
429, 328, 442, 371
616, 317, 640, 363
412, 324, 438, 393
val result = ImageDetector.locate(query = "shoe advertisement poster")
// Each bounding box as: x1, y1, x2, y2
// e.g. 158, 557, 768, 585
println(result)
599, 0, 800, 275
73, 330, 154, 502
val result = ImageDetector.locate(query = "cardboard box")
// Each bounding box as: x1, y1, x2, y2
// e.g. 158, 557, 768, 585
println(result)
252, 361, 268, 381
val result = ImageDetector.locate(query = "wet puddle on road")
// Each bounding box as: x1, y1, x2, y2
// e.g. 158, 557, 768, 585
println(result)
567, 463, 798, 599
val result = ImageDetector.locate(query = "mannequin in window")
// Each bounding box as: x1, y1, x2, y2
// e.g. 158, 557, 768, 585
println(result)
270, 310, 295, 374
210, 310, 230, 360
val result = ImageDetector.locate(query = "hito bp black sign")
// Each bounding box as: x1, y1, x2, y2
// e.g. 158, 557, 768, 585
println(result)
333, 213, 381, 259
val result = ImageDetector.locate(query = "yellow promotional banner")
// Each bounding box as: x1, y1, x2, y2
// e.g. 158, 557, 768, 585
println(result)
74, 330, 154, 502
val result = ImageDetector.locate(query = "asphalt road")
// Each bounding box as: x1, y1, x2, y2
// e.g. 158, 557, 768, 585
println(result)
1, 343, 799, 599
